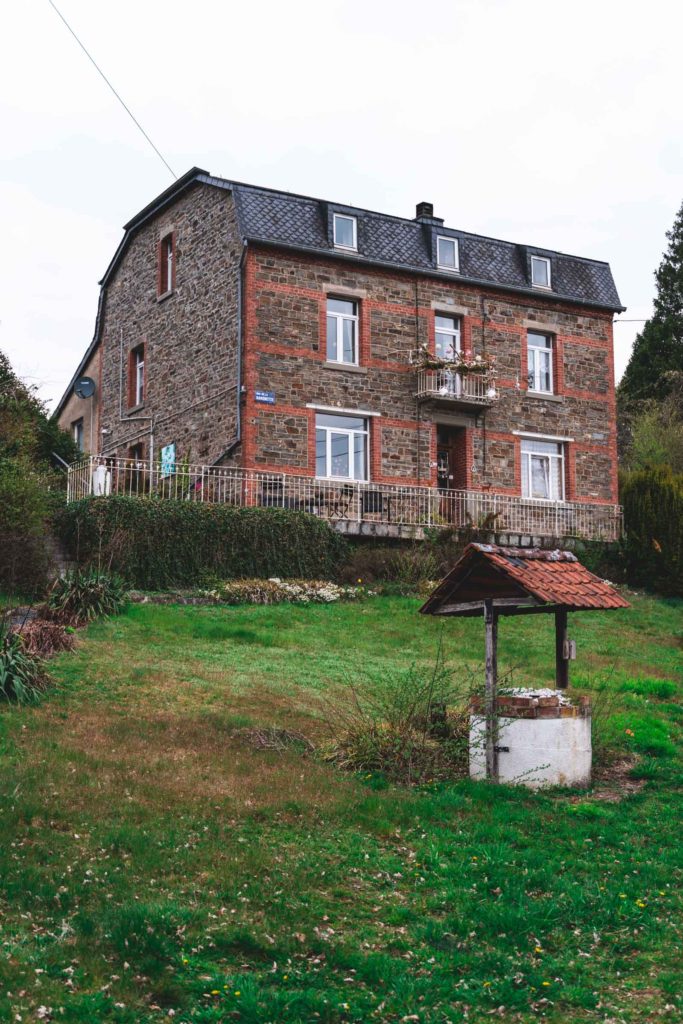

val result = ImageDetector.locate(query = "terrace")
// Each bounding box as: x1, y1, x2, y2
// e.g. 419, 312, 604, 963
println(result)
67, 457, 623, 543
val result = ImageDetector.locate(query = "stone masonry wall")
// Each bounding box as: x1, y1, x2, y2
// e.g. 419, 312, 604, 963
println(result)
97, 183, 242, 465
57, 346, 101, 455
243, 247, 618, 503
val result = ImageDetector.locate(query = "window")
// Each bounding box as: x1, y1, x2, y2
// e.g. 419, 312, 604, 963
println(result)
333, 214, 357, 250
437, 236, 459, 272
327, 297, 359, 364
158, 233, 175, 295
315, 413, 368, 480
531, 255, 551, 289
521, 439, 565, 501
72, 418, 84, 451
129, 443, 144, 465
434, 315, 461, 360
130, 344, 145, 407
527, 331, 553, 393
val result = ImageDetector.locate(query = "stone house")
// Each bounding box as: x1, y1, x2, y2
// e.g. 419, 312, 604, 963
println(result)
57, 167, 625, 541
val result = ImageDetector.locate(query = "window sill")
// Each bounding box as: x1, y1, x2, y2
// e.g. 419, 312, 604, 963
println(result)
126, 404, 146, 415
323, 361, 368, 374
526, 391, 564, 403
437, 265, 460, 274
531, 284, 553, 291
157, 290, 174, 303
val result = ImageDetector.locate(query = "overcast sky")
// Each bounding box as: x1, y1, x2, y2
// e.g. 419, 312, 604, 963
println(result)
1, 0, 681, 410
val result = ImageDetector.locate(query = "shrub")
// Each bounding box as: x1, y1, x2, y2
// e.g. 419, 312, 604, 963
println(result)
0, 458, 53, 595
55, 497, 349, 589
620, 466, 683, 596
46, 569, 128, 624
322, 647, 473, 785
0, 618, 48, 704
338, 544, 438, 591
13, 620, 77, 657
204, 578, 363, 605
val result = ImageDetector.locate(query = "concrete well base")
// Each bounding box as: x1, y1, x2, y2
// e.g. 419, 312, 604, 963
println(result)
469, 711, 592, 788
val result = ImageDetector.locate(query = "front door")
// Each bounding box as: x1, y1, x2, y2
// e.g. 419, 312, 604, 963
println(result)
437, 426, 466, 521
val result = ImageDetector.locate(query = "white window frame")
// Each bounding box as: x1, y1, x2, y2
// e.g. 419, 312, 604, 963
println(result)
160, 233, 174, 294
326, 297, 359, 365
521, 438, 565, 502
72, 418, 84, 451
134, 347, 145, 406
333, 214, 357, 251
315, 413, 368, 481
531, 255, 551, 289
434, 314, 461, 360
527, 331, 554, 394
437, 235, 460, 273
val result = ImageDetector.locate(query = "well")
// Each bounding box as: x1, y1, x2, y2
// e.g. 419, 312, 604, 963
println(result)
420, 544, 629, 787
469, 690, 592, 788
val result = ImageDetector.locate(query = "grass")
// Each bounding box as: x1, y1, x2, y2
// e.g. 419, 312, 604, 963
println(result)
0, 591, 681, 1022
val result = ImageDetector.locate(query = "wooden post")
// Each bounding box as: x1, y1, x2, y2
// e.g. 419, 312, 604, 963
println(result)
484, 599, 499, 781
555, 607, 569, 689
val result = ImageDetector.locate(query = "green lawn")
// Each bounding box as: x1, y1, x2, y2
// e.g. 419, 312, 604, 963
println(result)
1, 593, 681, 1023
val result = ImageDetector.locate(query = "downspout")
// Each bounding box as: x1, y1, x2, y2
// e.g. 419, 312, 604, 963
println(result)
212, 240, 247, 466
480, 296, 488, 484
414, 276, 421, 485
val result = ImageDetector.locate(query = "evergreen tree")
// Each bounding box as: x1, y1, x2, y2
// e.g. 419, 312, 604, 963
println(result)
619, 200, 683, 404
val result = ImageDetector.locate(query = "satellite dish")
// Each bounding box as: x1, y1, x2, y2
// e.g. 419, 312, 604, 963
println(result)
74, 376, 96, 399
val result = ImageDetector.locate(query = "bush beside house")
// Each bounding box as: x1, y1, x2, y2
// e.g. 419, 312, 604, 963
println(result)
620, 466, 683, 597
55, 497, 349, 589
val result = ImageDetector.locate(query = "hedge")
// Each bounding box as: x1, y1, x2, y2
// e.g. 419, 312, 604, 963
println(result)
55, 497, 349, 589
620, 466, 683, 597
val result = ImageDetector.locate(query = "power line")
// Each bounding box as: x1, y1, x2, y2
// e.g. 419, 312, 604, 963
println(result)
614, 318, 648, 322
47, 0, 176, 180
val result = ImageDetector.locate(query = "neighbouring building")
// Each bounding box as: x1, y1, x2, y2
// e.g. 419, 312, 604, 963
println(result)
56, 167, 625, 541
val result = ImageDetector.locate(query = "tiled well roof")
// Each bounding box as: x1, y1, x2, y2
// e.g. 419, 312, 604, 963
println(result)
420, 544, 631, 617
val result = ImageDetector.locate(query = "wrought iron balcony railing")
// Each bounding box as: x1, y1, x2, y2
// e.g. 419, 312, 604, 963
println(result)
67, 457, 623, 543
416, 369, 499, 408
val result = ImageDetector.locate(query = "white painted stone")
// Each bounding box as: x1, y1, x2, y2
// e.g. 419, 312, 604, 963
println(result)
469, 708, 592, 789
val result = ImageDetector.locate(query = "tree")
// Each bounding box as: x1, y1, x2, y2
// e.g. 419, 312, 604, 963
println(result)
619, 200, 683, 406
0, 350, 78, 466
0, 349, 78, 594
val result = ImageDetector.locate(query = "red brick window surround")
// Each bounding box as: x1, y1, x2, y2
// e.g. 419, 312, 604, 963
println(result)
326, 297, 359, 365
158, 232, 175, 297
527, 331, 555, 395
128, 343, 145, 408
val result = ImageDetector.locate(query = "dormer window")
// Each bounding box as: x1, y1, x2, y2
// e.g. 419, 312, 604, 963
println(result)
333, 214, 357, 251
437, 236, 459, 272
531, 255, 551, 289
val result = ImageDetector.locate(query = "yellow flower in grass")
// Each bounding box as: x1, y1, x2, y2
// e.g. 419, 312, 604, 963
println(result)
534, 946, 543, 954
483, 981, 491, 987
542, 981, 551, 987
234, 991, 241, 997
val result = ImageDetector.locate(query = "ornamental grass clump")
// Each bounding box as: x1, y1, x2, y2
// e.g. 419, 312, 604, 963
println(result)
323, 644, 473, 785
46, 569, 128, 625
0, 617, 48, 704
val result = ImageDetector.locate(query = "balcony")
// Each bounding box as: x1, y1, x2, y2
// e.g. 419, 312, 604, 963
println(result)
67, 458, 623, 543
416, 368, 499, 410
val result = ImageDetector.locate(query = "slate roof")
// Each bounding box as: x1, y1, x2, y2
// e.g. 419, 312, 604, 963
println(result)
420, 544, 631, 617
217, 175, 624, 312
54, 167, 624, 417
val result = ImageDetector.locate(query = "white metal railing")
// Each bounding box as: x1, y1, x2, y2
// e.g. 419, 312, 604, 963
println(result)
66, 457, 623, 542
416, 369, 499, 405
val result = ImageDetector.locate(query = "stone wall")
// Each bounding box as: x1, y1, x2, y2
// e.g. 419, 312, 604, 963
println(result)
97, 183, 242, 465
243, 247, 618, 503
57, 346, 101, 455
